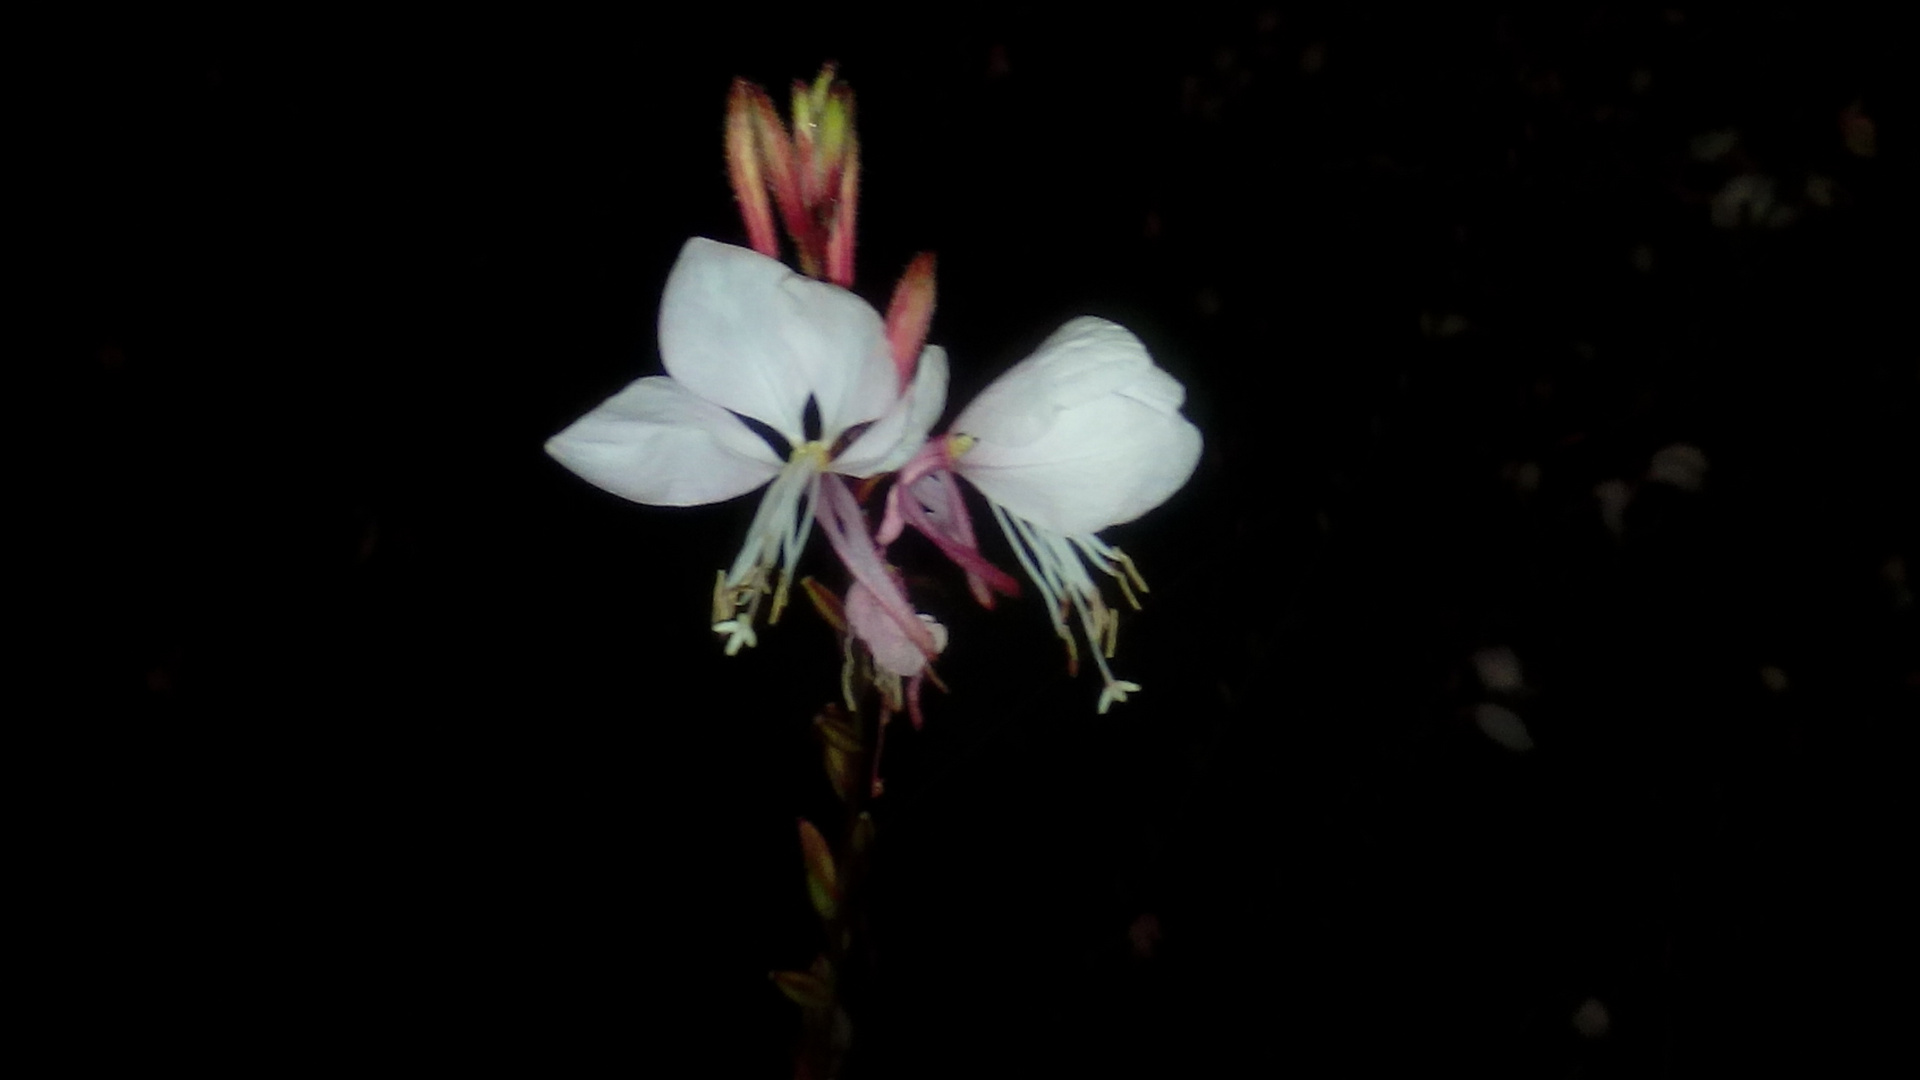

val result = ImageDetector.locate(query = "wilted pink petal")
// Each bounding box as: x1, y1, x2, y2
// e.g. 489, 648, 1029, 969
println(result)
878, 439, 1020, 608
847, 583, 939, 678
817, 474, 938, 657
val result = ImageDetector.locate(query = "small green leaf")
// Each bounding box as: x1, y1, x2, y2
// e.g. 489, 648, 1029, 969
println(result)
812, 708, 862, 753
798, 818, 839, 921
800, 577, 847, 633
823, 743, 858, 805
769, 968, 833, 1010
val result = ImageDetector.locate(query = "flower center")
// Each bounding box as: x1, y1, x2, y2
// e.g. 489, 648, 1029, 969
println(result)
711, 440, 833, 655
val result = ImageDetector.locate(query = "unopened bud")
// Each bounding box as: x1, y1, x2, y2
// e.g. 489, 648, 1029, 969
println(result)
725, 80, 779, 259
882, 253, 936, 383
823, 127, 860, 287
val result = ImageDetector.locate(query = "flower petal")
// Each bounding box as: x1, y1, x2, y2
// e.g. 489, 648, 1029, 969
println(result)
952, 319, 1202, 535
900, 467, 1022, 606
657, 238, 897, 444
951, 317, 1176, 449
833, 345, 949, 477
545, 376, 781, 506
847, 584, 946, 679
815, 475, 939, 657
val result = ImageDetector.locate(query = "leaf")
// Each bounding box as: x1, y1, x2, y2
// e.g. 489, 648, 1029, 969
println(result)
823, 743, 857, 805
800, 577, 847, 633
812, 708, 862, 752
770, 968, 833, 1010
798, 818, 840, 921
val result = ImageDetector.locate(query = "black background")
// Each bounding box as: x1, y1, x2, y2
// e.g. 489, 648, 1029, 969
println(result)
62, 4, 1911, 1075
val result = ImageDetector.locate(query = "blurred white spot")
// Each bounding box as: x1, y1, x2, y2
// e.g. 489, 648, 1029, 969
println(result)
986, 43, 1012, 79
1884, 556, 1913, 609
1572, 997, 1611, 1039
1571, 340, 1598, 361
1712, 174, 1781, 228
1300, 41, 1326, 76
1472, 646, 1525, 694
1805, 173, 1836, 208
1501, 460, 1542, 495
1128, 913, 1162, 960
1759, 666, 1790, 694
831, 1004, 853, 1054
1689, 128, 1739, 163
1711, 174, 1777, 230
1421, 310, 1470, 339
1648, 442, 1709, 491
1630, 243, 1655, 274
1841, 103, 1877, 158
1594, 478, 1633, 538
1628, 68, 1653, 95
1473, 702, 1534, 752
1517, 460, 1542, 494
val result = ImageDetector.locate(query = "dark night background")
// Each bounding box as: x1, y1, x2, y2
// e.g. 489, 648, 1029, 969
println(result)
63, 4, 1911, 1075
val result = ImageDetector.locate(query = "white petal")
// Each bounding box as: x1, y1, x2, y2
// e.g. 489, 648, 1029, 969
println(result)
951, 317, 1177, 450
959, 400, 1200, 535
952, 320, 1201, 536
834, 345, 949, 477
545, 376, 780, 506
657, 238, 897, 444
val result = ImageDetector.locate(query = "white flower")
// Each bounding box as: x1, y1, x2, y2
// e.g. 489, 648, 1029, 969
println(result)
946, 316, 1202, 712
545, 237, 948, 652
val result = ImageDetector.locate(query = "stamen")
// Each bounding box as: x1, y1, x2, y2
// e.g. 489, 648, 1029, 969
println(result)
1072, 536, 1146, 609
990, 502, 1148, 711
711, 569, 732, 625
712, 443, 829, 652
992, 503, 1076, 650
1097, 679, 1142, 715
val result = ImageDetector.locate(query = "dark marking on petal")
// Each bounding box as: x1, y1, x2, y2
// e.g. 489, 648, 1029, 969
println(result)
801, 394, 822, 442
732, 411, 792, 459
829, 420, 874, 460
